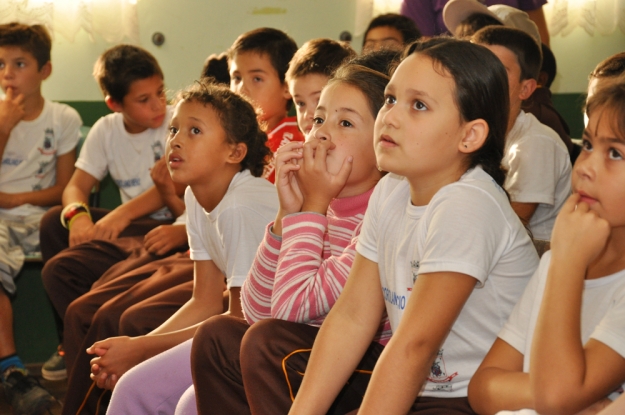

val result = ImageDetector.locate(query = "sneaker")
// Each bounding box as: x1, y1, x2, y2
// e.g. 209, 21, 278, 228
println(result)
2, 369, 55, 415
41, 346, 66, 381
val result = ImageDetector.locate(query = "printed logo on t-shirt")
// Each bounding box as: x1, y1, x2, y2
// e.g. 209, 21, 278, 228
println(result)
152, 141, 164, 161
382, 286, 406, 310
427, 349, 458, 390
2, 157, 22, 167
35, 160, 51, 179
38, 128, 56, 155
408, 260, 420, 291
115, 178, 141, 188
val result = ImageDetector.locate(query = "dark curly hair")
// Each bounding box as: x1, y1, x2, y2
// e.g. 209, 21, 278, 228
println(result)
177, 80, 271, 177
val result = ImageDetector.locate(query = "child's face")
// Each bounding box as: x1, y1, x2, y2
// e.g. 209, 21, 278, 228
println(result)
166, 99, 231, 186
374, 53, 467, 182
481, 44, 533, 128
110, 74, 166, 134
0, 46, 50, 99
229, 52, 291, 131
573, 107, 625, 228
309, 82, 379, 198
288, 73, 329, 135
363, 26, 404, 54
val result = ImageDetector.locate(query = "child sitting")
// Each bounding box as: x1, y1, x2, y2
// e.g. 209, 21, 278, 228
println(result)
189, 62, 392, 415
473, 26, 571, 240
288, 37, 538, 415
228, 27, 304, 182
0, 22, 81, 413
468, 78, 625, 415
362, 13, 421, 54
92, 80, 278, 414
286, 38, 354, 135
38, 43, 182, 383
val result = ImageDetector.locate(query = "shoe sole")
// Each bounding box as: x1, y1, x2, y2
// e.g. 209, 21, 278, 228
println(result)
40, 368, 67, 381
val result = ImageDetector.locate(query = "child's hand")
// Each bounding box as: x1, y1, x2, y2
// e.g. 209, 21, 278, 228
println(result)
0, 192, 20, 209
296, 137, 353, 214
0, 88, 25, 139
91, 210, 132, 241
87, 336, 144, 390
550, 193, 610, 269
143, 224, 187, 255
68, 215, 96, 247
151, 158, 184, 198
275, 142, 305, 214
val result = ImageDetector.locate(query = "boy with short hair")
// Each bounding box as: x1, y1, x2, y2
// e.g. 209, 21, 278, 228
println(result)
473, 26, 571, 241
0, 22, 82, 414
39, 44, 182, 382
362, 13, 421, 54
228, 27, 304, 183
286, 38, 355, 135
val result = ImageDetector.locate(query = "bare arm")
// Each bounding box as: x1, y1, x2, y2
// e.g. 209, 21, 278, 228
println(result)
288, 254, 385, 415
0, 150, 76, 209
526, 7, 550, 47
468, 338, 532, 415
511, 202, 538, 227
90, 185, 168, 241
87, 259, 232, 388
531, 195, 625, 414
357, 271, 477, 415
62, 168, 99, 246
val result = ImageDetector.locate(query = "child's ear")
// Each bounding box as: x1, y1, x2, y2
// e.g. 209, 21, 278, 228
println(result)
459, 119, 488, 154
105, 96, 123, 113
228, 142, 248, 164
519, 78, 537, 100
39, 61, 52, 80
281, 82, 292, 101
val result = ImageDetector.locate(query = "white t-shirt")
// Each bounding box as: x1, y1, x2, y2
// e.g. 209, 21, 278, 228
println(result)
0, 100, 82, 217
185, 170, 279, 289
75, 107, 172, 219
503, 111, 572, 240
356, 166, 539, 398
497, 251, 625, 415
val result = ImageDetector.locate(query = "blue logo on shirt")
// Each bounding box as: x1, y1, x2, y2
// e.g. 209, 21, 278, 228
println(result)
115, 178, 141, 188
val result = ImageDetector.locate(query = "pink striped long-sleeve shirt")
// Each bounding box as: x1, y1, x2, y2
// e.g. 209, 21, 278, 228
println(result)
241, 187, 392, 345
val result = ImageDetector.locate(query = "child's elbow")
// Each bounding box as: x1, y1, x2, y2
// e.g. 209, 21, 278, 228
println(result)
533, 391, 578, 415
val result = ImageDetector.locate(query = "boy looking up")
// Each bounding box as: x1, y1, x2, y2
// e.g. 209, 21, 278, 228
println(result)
39, 44, 181, 382
286, 38, 355, 135
0, 22, 81, 414
362, 13, 421, 54
473, 26, 571, 241
228, 27, 305, 182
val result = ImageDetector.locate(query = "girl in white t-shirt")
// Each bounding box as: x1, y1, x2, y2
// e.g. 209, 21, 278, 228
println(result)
468, 79, 625, 415
288, 38, 539, 415
84, 81, 279, 413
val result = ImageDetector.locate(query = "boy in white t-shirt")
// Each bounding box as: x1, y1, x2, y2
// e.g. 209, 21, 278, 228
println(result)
38, 44, 185, 383
473, 26, 571, 240
0, 22, 82, 413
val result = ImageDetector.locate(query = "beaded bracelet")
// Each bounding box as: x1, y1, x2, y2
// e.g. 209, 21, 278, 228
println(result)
60, 202, 92, 229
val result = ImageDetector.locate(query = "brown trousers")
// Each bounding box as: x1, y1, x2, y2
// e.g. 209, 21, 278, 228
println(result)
62, 253, 194, 415
39, 205, 170, 334
192, 317, 477, 415
191, 317, 383, 415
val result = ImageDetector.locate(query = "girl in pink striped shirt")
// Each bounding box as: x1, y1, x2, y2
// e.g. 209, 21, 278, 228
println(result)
189, 63, 392, 415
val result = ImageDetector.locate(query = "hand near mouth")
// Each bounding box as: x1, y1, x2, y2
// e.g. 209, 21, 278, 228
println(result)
550, 193, 610, 269
0, 87, 25, 139
296, 137, 353, 215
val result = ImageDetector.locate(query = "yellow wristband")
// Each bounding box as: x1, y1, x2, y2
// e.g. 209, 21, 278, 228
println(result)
67, 211, 91, 231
